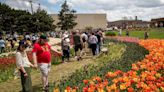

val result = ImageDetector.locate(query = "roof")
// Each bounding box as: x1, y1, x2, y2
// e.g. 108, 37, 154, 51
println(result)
50, 13, 106, 16
151, 18, 164, 22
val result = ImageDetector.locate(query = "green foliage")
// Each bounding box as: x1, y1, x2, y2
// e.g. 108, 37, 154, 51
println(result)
51, 56, 62, 65
105, 31, 116, 36
33, 9, 56, 32
0, 65, 15, 83
0, 3, 56, 33
57, 1, 77, 31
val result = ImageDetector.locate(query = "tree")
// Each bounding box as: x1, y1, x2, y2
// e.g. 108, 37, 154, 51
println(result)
0, 3, 56, 34
57, 0, 77, 31
0, 3, 12, 32
32, 9, 56, 32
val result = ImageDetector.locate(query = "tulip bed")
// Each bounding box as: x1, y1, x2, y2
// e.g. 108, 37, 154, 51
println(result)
53, 39, 150, 92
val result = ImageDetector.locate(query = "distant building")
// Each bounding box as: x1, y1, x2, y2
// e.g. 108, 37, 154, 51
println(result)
108, 16, 150, 29
151, 18, 164, 27
50, 14, 107, 31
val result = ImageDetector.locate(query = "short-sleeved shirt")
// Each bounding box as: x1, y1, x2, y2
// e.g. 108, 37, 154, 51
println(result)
32, 43, 51, 63
0, 40, 5, 47
73, 34, 81, 45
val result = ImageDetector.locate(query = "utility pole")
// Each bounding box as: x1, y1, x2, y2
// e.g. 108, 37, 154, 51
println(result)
29, 0, 33, 14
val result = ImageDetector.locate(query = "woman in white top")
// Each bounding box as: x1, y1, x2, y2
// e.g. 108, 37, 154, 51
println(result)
16, 42, 34, 92
88, 32, 98, 56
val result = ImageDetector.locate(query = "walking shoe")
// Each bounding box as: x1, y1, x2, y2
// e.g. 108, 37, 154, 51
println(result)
79, 57, 82, 60
43, 85, 49, 92
75, 56, 78, 59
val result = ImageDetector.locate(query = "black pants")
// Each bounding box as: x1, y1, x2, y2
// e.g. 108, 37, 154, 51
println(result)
62, 50, 70, 61
74, 44, 82, 56
20, 67, 32, 92
90, 44, 97, 56
0, 47, 5, 53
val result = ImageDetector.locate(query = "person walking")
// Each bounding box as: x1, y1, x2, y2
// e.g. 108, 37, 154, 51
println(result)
0, 37, 5, 53
61, 34, 70, 63
126, 30, 129, 36
73, 30, 83, 60
144, 31, 149, 39
95, 31, 102, 54
32, 35, 60, 91
16, 42, 34, 92
81, 32, 88, 54
88, 32, 98, 56
118, 28, 122, 36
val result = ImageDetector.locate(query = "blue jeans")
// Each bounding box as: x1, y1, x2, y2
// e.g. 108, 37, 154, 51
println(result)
96, 42, 101, 54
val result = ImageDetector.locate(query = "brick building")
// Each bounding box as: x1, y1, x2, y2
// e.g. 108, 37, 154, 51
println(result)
108, 17, 150, 29
151, 18, 164, 27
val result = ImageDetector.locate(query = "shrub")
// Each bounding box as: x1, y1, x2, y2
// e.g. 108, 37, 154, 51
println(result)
105, 31, 116, 36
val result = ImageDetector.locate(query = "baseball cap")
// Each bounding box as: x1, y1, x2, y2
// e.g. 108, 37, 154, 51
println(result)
40, 35, 47, 39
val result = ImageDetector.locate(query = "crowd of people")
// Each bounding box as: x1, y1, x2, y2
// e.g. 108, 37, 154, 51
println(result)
13, 29, 104, 92
61, 30, 104, 62
0, 31, 61, 54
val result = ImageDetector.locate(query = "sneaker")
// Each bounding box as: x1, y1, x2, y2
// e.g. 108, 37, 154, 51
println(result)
79, 57, 82, 60
75, 56, 78, 59
43, 85, 49, 92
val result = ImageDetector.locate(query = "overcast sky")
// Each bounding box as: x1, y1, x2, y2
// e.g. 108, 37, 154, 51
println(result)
1, 0, 164, 21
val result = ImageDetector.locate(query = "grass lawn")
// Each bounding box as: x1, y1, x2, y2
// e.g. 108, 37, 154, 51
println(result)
113, 28, 164, 39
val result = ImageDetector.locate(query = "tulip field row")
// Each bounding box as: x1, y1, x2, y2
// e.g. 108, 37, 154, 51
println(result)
60, 39, 163, 92
56, 39, 164, 92
53, 39, 150, 92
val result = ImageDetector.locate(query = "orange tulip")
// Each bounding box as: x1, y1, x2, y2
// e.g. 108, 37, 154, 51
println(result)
83, 79, 89, 84
83, 87, 88, 92
127, 87, 134, 92
54, 88, 60, 92
120, 83, 126, 90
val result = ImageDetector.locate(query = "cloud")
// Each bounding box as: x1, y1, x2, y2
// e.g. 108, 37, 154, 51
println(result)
48, 0, 60, 4
3, 0, 38, 12
1, 0, 164, 21
66, 0, 164, 21
2, 0, 54, 14
161, 0, 164, 2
